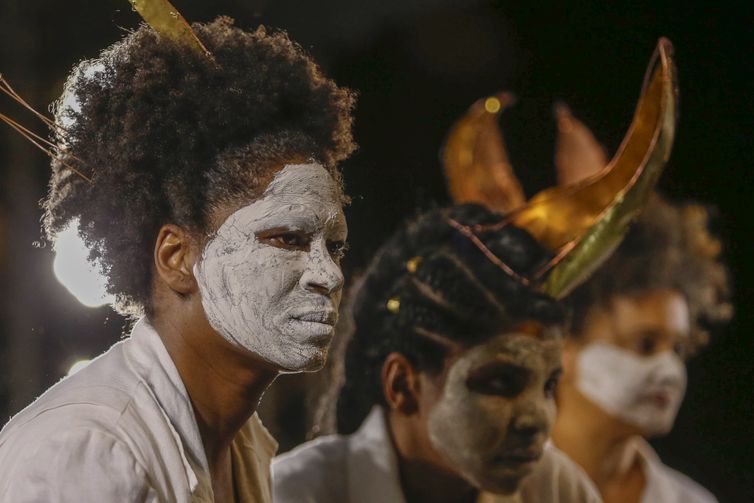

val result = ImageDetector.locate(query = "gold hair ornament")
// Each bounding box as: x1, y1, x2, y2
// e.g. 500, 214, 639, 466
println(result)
406, 256, 423, 274
386, 297, 401, 314
129, 0, 212, 59
443, 38, 678, 299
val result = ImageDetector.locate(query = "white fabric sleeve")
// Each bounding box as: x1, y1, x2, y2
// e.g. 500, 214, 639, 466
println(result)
1, 427, 160, 503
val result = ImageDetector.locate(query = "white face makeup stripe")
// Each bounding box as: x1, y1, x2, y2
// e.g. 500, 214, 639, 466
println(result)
427, 333, 562, 495
194, 163, 346, 372
575, 342, 687, 435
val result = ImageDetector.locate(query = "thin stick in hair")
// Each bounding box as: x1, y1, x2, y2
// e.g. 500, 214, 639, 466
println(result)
446, 217, 530, 287
0, 74, 93, 183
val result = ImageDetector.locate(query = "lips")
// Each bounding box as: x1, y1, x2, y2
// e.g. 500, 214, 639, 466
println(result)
492, 449, 543, 466
291, 310, 337, 325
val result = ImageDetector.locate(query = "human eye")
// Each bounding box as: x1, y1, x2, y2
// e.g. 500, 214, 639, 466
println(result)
327, 240, 349, 260
466, 363, 527, 398
636, 336, 656, 356
256, 228, 311, 251
544, 369, 562, 398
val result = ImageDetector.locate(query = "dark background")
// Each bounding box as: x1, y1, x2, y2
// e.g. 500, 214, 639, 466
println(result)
0, 1, 751, 500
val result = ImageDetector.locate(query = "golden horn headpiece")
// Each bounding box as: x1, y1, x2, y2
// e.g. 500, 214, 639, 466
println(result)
129, 0, 212, 58
442, 38, 678, 299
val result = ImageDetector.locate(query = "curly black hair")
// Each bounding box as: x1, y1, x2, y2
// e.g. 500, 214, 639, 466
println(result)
336, 204, 565, 433
41, 17, 356, 316
567, 196, 733, 353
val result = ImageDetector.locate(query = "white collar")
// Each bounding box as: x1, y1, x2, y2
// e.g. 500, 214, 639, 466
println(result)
125, 318, 206, 491
347, 407, 407, 503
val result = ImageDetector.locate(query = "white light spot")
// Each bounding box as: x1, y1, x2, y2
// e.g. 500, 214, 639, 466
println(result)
53, 220, 114, 308
67, 359, 92, 376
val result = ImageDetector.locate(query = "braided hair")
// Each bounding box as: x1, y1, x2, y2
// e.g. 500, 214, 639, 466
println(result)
42, 17, 356, 317
336, 204, 565, 433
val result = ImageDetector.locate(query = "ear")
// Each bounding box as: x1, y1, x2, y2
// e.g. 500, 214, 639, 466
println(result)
154, 224, 199, 295
382, 352, 421, 416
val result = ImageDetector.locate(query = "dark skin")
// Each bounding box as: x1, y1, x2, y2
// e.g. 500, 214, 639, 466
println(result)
383, 352, 478, 503
145, 154, 349, 502
150, 219, 275, 503
148, 191, 342, 503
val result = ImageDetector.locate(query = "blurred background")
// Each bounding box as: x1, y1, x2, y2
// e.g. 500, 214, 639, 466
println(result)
0, 0, 751, 500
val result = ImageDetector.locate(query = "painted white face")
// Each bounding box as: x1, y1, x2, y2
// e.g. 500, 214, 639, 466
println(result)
427, 333, 562, 495
194, 163, 347, 372
575, 342, 687, 436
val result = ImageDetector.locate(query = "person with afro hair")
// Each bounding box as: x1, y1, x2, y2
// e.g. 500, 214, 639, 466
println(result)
274, 204, 602, 503
0, 16, 355, 502
552, 196, 733, 503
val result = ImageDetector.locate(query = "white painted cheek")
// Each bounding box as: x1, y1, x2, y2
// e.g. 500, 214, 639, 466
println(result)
576, 343, 687, 434
428, 358, 494, 489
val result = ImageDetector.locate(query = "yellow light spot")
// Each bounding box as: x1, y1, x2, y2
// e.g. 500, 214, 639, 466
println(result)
484, 96, 501, 114
386, 297, 401, 314
406, 256, 423, 273
67, 359, 92, 376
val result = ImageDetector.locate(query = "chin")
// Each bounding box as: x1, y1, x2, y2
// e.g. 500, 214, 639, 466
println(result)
478, 474, 525, 496
277, 346, 328, 373
460, 465, 526, 497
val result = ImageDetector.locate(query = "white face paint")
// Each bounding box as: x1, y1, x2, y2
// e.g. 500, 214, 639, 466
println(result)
194, 163, 347, 372
576, 342, 687, 436
427, 333, 562, 495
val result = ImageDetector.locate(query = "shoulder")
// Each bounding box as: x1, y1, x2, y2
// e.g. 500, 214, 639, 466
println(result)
272, 434, 350, 502
0, 340, 165, 498
646, 459, 718, 503
0, 425, 157, 501
520, 444, 602, 503
2, 339, 137, 432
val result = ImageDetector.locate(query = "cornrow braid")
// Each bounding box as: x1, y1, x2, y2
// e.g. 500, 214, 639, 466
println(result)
337, 204, 565, 433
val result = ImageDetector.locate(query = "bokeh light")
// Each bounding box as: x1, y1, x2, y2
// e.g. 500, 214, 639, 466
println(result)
66, 359, 92, 376
53, 220, 114, 308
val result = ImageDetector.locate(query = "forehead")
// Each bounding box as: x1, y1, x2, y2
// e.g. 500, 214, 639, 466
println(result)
604, 289, 690, 338
214, 163, 346, 233
263, 162, 343, 202
457, 332, 562, 369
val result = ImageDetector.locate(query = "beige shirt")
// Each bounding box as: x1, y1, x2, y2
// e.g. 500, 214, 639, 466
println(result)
273, 407, 601, 503
0, 318, 277, 502
633, 438, 717, 503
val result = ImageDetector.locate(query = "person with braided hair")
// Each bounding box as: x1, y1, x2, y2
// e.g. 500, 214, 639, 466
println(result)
552, 196, 732, 503
0, 15, 355, 502
273, 204, 601, 503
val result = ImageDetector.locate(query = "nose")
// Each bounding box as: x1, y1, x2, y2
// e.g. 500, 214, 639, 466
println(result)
510, 399, 550, 440
299, 239, 344, 296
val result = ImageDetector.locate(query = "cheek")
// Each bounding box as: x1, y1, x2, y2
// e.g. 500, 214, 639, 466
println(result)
207, 241, 303, 297
433, 391, 513, 450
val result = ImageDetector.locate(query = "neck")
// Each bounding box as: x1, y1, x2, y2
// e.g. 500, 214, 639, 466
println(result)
151, 309, 278, 468
552, 385, 642, 487
388, 411, 478, 503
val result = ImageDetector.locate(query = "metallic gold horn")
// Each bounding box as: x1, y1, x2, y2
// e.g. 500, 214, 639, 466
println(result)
442, 38, 678, 299
442, 92, 526, 215
518, 38, 678, 297
129, 0, 211, 58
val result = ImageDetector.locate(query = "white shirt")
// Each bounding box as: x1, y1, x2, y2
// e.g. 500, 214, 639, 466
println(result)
0, 318, 277, 503
272, 407, 602, 503
634, 438, 717, 503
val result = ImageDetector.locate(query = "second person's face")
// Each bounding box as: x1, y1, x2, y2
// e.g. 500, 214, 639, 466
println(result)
426, 327, 563, 495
